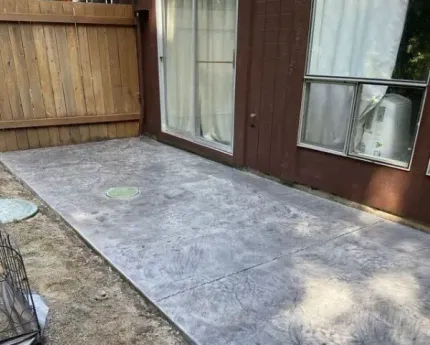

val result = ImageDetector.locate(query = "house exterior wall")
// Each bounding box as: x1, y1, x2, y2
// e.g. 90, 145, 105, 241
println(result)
136, 0, 430, 225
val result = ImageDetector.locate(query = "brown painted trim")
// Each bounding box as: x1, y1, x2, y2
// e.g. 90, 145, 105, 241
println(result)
0, 114, 140, 130
159, 132, 234, 166
0, 13, 135, 26
133, 0, 153, 11
233, 0, 254, 167
140, 0, 162, 135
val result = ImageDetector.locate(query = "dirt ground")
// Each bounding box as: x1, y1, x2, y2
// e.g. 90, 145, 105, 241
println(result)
0, 164, 187, 345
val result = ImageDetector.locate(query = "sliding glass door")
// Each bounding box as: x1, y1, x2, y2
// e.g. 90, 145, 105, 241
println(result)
158, 0, 237, 153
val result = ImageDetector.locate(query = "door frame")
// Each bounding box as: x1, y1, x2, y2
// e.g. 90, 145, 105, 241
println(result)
155, 0, 241, 156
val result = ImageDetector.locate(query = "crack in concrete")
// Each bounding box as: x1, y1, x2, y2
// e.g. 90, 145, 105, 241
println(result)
157, 220, 383, 302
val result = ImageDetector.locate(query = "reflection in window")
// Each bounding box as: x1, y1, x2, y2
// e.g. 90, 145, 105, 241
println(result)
392, 0, 430, 82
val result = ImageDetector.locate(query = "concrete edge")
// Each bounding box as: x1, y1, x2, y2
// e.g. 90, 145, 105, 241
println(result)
0, 161, 199, 345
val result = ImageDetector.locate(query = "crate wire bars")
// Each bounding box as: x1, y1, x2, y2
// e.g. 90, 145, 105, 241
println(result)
0, 230, 41, 345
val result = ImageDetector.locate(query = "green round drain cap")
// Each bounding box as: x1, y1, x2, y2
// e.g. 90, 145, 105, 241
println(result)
0, 198, 39, 224
105, 187, 140, 200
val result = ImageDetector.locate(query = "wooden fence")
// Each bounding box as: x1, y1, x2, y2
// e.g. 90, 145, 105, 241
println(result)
0, 0, 140, 152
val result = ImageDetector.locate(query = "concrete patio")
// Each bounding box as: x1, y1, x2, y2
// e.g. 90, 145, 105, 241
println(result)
2, 138, 430, 345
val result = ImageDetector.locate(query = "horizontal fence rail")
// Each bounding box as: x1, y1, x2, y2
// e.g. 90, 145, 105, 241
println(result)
0, 113, 140, 129
0, 13, 135, 26
0, 0, 140, 152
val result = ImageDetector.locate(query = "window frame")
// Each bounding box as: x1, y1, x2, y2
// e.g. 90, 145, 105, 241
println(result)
297, 0, 430, 171
297, 79, 358, 156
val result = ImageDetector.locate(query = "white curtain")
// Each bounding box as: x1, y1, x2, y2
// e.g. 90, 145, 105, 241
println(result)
197, 0, 236, 145
164, 0, 194, 134
163, 0, 236, 146
304, 0, 409, 150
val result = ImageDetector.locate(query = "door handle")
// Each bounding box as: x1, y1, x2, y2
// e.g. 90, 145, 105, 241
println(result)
250, 113, 257, 128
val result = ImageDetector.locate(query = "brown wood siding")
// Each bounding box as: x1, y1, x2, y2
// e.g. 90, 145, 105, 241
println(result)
0, 0, 140, 152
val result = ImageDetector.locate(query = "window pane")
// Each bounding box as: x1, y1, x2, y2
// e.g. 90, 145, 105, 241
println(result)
301, 83, 355, 152
349, 85, 425, 167
196, 0, 237, 147
163, 0, 194, 134
308, 0, 430, 81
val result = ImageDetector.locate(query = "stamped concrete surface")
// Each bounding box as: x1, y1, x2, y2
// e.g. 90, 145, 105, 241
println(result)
2, 138, 430, 345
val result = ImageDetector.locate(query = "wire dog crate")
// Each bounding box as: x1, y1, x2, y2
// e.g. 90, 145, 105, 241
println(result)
0, 230, 41, 344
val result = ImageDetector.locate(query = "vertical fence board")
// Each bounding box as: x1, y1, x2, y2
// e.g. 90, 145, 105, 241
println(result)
115, 5, 128, 138
125, 26, 139, 137
63, 1, 87, 143
85, 4, 105, 140
74, 2, 93, 142
4, 130, 18, 151
0, 131, 6, 152
9, 21, 32, 150
51, 1, 75, 145
0, 2, 23, 123
3, 0, 29, 150
9, 4, 32, 120
0, 0, 17, 151
16, 0, 42, 149
40, 0, 66, 146
127, 28, 139, 112
30, 0, 55, 147
94, 4, 113, 140
0, 26, 23, 125
106, 5, 122, 138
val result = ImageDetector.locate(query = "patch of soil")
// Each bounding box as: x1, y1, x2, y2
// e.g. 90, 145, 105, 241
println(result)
0, 165, 187, 345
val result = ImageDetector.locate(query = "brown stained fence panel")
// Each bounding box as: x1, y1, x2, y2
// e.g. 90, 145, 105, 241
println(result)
0, 0, 140, 152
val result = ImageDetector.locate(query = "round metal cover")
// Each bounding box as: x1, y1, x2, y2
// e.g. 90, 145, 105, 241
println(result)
0, 198, 39, 224
105, 187, 140, 200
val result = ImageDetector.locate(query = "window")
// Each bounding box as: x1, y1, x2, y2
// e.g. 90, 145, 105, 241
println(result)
159, 0, 237, 152
299, 0, 429, 169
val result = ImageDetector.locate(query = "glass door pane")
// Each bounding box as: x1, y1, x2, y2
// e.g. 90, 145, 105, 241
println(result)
196, 0, 237, 147
161, 0, 237, 152
163, 0, 194, 134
